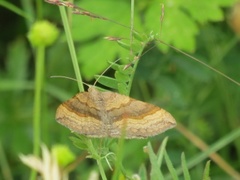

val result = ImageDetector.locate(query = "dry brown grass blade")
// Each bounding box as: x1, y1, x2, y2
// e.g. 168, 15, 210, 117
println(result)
176, 123, 240, 179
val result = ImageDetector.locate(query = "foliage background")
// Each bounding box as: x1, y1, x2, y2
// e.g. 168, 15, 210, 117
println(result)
0, 0, 240, 179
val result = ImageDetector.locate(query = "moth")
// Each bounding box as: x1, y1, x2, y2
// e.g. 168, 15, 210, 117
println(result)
56, 86, 176, 138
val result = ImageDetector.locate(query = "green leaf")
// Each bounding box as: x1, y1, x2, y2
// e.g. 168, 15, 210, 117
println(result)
118, 65, 134, 75
156, 137, 169, 167
117, 40, 131, 51
144, 0, 235, 53
117, 82, 129, 95
76, 40, 118, 80
164, 150, 178, 180
138, 164, 148, 180
147, 142, 164, 180
95, 75, 119, 89
182, 0, 235, 23
69, 135, 88, 151
71, 0, 144, 80
115, 71, 130, 83
202, 160, 211, 180
181, 153, 191, 180
6, 38, 29, 80
145, 0, 198, 52
109, 62, 122, 71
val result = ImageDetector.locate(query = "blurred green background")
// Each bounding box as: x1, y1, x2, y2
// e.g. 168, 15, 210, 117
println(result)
0, 0, 240, 179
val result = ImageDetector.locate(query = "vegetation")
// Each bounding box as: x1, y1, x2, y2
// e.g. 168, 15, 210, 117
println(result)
0, 0, 240, 179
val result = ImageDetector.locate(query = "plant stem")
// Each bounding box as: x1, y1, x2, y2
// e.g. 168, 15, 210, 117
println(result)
59, 6, 107, 180
59, 6, 84, 92
30, 46, 45, 180
36, 0, 42, 20
0, 140, 13, 180
87, 140, 107, 180
0, 1, 32, 22
130, 0, 134, 54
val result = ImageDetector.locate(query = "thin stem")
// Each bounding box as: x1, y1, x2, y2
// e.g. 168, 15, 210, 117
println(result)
112, 137, 125, 179
87, 140, 107, 180
30, 46, 45, 180
20, 0, 35, 29
0, 1, 32, 21
127, 42, 147, 94
158, 39, 240, 87
59, 5, 107, 180
59, 6, 84, 92
130, 0, 134, 54
36, 0, 42, 20
0, 140, 13, 180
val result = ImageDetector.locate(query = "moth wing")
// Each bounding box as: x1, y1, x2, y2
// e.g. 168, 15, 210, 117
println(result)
56, 92, 108, 137
100, 92, 176, 138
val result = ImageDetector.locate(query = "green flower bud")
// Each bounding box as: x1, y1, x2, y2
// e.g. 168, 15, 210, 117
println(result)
28, 20, 59, 47
52, 144, 75, 167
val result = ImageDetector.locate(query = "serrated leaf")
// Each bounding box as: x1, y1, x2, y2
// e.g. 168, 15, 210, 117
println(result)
145, 0, 198, 52
72, 0, 141, 41
145, 0, 234, 53
182, 0, 234, 23
181, 153, 191, 180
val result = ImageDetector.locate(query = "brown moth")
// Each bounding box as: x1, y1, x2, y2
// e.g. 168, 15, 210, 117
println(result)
56, 86, 176, 138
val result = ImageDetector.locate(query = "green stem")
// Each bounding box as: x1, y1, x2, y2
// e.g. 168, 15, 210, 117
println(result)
21, 0, 35, 28
59, 6, 84, 92
59, 6, 107, 180
112, 137, 125, 179
0, 1, 32, 22
130, 0, 134, 54
30, 46, 45, 180
87, 140, 107, 180
36, 0, 43, 20
0, 140, 13, 180
127, 43, 146, 94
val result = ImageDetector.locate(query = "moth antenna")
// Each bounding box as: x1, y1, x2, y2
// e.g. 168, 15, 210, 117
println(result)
50, 75, 78, 82
93, 58, 121, 86
50, 75, 90, 88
